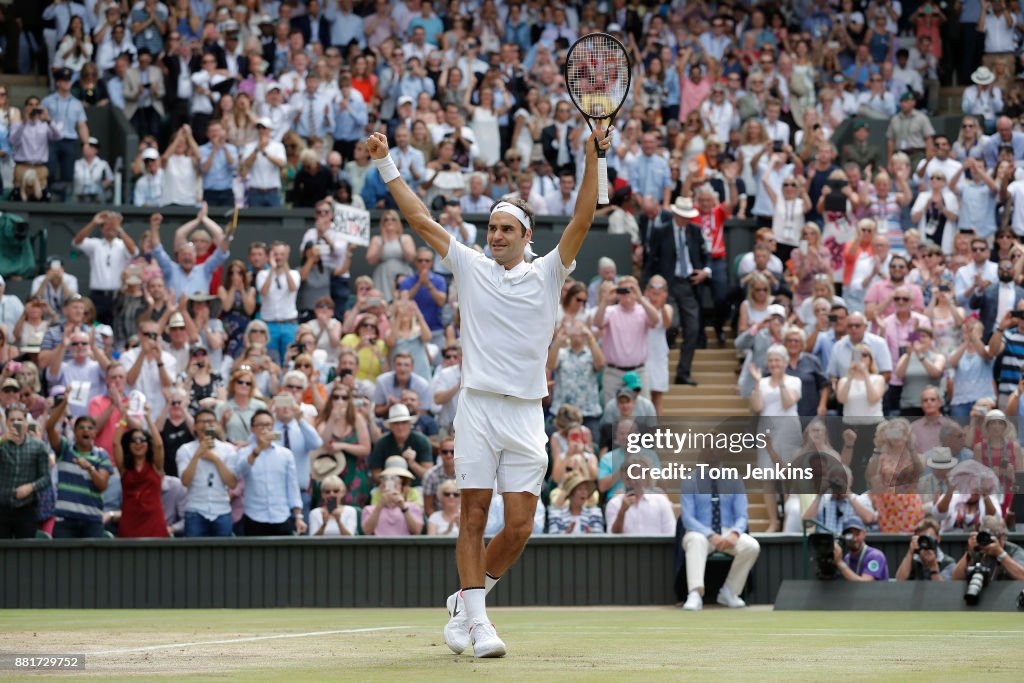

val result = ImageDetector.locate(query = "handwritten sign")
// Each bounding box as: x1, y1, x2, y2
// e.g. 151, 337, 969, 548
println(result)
332, 204, 371, 247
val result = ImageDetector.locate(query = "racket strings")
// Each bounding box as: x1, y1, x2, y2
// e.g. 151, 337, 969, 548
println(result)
566, 35, 629, 120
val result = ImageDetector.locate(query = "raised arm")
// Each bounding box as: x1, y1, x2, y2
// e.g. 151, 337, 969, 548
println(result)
558, 123, 612, 267
365, 133, 450, 255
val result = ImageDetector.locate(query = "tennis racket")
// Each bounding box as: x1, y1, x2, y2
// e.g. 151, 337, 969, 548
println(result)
564, 32, 632, 205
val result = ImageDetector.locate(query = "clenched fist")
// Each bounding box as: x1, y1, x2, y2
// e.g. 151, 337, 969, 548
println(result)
366, 133, 390, 160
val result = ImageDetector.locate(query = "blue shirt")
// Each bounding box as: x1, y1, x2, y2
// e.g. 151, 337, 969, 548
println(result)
234, 443, 303, 524
680, 474, 749, 537
958, 180, 998, 237
982, 131, 1024, 167
326, 8, 365, 49
39, 92, 87, 141
333, 93, 368, 142
399, 271, 447, 332
107, 77, 125, 110
151, 243, 230, 297
627, 154, 671, 198
199, 142, 239, 191
392, 145, 426, 190
274, 418, 323, 490
812, 494, 859, 535
409, 15, 445, 45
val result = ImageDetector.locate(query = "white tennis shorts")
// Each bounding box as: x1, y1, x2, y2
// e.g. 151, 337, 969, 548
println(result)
453, 388, 548, 495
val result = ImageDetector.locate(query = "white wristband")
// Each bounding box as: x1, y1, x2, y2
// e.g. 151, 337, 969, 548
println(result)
374, 154, 400, 184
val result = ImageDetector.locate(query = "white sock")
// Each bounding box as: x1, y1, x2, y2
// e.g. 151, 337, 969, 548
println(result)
484, 573, 500, 595
462, 588, 488, 624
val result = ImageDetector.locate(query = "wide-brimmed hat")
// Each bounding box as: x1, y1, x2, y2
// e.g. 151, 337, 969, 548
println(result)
187, 291, 223, 318
385, 404, 415, 424
925, 446, 955, 471
310, 448, 346, 481
561, 470, 596, 499
670, 196, 699, 219
971, 67, 995, 86
380, 455, 415, 480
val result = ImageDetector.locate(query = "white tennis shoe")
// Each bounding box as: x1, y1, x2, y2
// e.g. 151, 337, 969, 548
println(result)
681, 590, 703, 611
469, 621, 507, 658
716, 585, 746, 608
444, 591, 471, 654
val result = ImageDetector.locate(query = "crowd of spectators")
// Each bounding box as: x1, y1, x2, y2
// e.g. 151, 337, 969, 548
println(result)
0, 0, 1021, 584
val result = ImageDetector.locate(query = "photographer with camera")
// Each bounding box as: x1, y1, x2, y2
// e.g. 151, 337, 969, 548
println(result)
895, 518, 954, 581
952, 515, 1024, 584
833, 516, 890, 581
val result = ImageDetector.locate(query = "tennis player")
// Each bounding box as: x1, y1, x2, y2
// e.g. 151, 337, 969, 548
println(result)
366, 123, 610, 657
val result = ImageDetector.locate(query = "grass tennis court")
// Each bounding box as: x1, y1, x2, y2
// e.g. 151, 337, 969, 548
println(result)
1, 607, 1019, 681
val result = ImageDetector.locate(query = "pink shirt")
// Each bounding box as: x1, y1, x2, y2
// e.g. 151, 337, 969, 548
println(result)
910, 416, 948, 454
362, 502, 422, 536
880, 311, 931, 386
865, 280, 925, 322
604, 492, 676, 534
680, 77, 711, 120
601, 303, 656, 367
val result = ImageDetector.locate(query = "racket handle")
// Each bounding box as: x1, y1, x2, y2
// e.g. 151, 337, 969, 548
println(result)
597, 155, 609, 205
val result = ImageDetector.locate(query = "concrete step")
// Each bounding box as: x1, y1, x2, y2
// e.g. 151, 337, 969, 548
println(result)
662, 395, 750, 410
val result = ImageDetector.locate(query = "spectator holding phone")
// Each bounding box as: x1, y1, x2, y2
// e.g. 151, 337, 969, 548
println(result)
176, 409, 238, 537
0, 407, 51, 539
111, 416, 168, 538
234, 409, 306, 536
361, 458, 423, 536
594, 275, 660, 403
308, 475, 357, 536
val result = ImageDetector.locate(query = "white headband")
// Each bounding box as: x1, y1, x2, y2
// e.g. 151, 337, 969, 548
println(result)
491, 201, 531, 233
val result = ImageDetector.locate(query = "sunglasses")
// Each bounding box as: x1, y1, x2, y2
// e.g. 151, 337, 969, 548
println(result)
235, 380, 253, 386
972, 247, 988, 252
316, 303, 332, 309
359, 322, 377, 328
332, 394, 349, 400
145, 332, 159, 339
250, 329, 268, 334
441, 492, 461, 498
70, 341, 89, 347
295, 363, 312, 369
440, 448, 455, 455
782, 183, 797, 188
285, 384, 304, 390
892, 296, 910, 302
130, 436, 149, 443
322, 489, 341, 494
575, 297, 588, 303
170, 400, 183, 406
316, 209, 331, 215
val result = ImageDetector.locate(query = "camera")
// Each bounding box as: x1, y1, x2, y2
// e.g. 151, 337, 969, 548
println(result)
917, 534, 935, 552
615, 287, 630, 295
977, 530, 993, 548
809, 532, 844, 580
337, 368, 352, 379
938, 284, 951, 293
964, 557, 995, 606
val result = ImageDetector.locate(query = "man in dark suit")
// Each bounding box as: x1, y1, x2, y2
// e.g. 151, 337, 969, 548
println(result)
642, 196, 710, 386
637, 194, 673, 261
541, 102, 577, 176
291, 0, 331, 47
971, 260, 1024, 341
162, 32, 201, 137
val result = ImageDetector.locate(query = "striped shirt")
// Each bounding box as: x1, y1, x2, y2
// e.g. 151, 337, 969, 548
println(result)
55, 437, 114, 522
997, 328, 1024, 395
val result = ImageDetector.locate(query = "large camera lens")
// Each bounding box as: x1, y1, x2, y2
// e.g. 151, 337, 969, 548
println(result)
976, 530, 992, 547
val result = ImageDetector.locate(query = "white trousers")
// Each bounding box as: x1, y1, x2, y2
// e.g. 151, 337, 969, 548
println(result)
682, 531, 761, 597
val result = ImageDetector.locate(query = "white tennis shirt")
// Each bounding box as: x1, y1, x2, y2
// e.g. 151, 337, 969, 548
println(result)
441, 235, 573, 400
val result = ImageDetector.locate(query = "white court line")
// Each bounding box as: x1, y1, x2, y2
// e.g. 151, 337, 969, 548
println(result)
90, 626, 413, 656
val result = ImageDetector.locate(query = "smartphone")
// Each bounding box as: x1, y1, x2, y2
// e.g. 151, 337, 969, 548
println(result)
1012, 311, 1024, 319
907, 331, 921, 343
938, 284, 950, 293
383, 479, 397, 493
205, 429, 216, 439
337, 368, 353, 379
898, 345, 908, 357
799, 240, 808, 255
615, 287, 630, 295
828, 314, 838, 323
851, 348, 862, 364
270, 432, 282, 441
12, 420, 25, 435
772, 140, 784, 153
54, 393, 64, 405
326, 498, 338, 513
